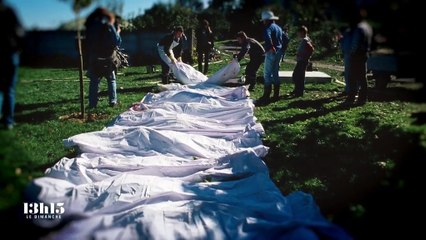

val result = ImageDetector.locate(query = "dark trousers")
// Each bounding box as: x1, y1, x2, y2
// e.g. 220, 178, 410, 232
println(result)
0, 53, 19, 126
292, 60, 309, 95
348, 54, 368, 100
245, 57, 263, 90
160, 61, 170, 84
197, 49, 210, 74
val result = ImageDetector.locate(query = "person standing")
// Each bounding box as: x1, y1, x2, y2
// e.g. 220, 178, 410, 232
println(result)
196, 19, 214, 74
181, 33, 193, 65
281, 24, 290, 64
345, 9, 373, 104
157, 26, 185, 84
234, 31, 265, 91
257, 10, 284, 104
339, 26, 353, 95
0, 0, 25, 130
85, 7, 122, 108
291, 25, 314, 97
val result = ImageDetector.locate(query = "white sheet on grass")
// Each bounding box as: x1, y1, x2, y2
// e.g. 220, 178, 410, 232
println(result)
167, 58, 240, 86
170, 62, 208, 85
27, 82, 351, 239
206, 58, 240, 85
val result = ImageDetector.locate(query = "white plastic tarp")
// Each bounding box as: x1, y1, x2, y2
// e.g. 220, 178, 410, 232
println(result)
170, 62, 208, 85
205, 58, 240, 85
27, 83, 351, 239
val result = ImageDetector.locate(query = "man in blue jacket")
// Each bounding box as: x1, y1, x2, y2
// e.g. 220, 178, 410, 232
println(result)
257, 10, 284, 104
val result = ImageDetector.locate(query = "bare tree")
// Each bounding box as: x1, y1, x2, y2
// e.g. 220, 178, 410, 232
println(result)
60, 0, 93, 119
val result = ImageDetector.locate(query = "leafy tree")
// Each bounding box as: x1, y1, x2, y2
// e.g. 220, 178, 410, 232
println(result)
196, 8, 230, 39
177, 0, 204, 12
130, 3, 198, 32
210, 0, 239, 11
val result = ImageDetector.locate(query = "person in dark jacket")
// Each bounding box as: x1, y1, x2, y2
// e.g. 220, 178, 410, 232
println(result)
85, 7, 122, 108
344, 9, 372, 105
0, 0, 25, 130
195, 19, 214, 74
235, 31, 265, 91
157, 26, 185, 84
290, 25, 314, 97
281, 24, 290, 64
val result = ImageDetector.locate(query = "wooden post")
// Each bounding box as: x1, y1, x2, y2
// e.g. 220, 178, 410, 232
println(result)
76, 18, 85, 119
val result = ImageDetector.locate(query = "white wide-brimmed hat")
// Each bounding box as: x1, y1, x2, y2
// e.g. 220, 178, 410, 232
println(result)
260, 10, 279, 21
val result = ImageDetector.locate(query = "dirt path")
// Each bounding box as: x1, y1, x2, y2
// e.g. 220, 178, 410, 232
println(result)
283, 59, 344, 72
219, 46, 345, 72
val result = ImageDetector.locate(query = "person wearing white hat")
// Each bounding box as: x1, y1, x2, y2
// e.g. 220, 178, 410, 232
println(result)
257, 10, 284, 105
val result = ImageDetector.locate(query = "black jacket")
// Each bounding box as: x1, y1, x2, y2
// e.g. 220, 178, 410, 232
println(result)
158, 33, 183, 58
236, 38, 265, 62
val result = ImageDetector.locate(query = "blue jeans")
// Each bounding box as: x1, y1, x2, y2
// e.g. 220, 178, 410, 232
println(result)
264, 49, 283, 87
0, 53, 19, 126
88, 68, 117, 108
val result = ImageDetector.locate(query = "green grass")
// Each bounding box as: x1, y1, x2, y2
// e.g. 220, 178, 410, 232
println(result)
1, 59, 425, 238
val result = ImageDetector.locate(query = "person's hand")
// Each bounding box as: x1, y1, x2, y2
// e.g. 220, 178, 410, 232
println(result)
177, 57, 182, 62
170, 57, 177, 64
269, 46, 276, 53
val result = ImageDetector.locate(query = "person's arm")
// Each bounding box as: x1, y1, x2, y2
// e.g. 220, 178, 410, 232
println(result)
174, 40, 183, 62
299, 39, 313, 61
282, 32, 289, 52
108, 24, 121, 48
163, 35, 177, 62
236, 41, 250, 62
350, 28, 362, 55
208, 28, 214, 48
264, 27, 275, 53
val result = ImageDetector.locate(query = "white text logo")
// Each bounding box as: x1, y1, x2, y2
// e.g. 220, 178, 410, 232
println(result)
23, 202, 64, 219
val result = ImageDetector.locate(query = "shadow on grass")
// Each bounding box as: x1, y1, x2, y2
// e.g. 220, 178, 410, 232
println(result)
263, 109, 425, 239
368, 86, 425, 103
117, 86, 155, 94
14, 98, 80, 124
269, 100, 353, 125
277, 95, 345, 110
14, 109, 56, 124
98, 86, 154, 97
133, 74, 161, 81
15, 98, 79, 112
411, 111, 426, 125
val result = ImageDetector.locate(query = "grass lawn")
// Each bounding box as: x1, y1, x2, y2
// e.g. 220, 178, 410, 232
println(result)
1, 57, 425, 238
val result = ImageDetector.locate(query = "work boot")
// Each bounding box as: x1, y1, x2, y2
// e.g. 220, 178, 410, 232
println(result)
246, 77, 256, 91
357, 90, 368, 105
161, 75, 169, 84
343, 94, 356, 105
255, 85, 272, 106
272, 84, 280, 101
